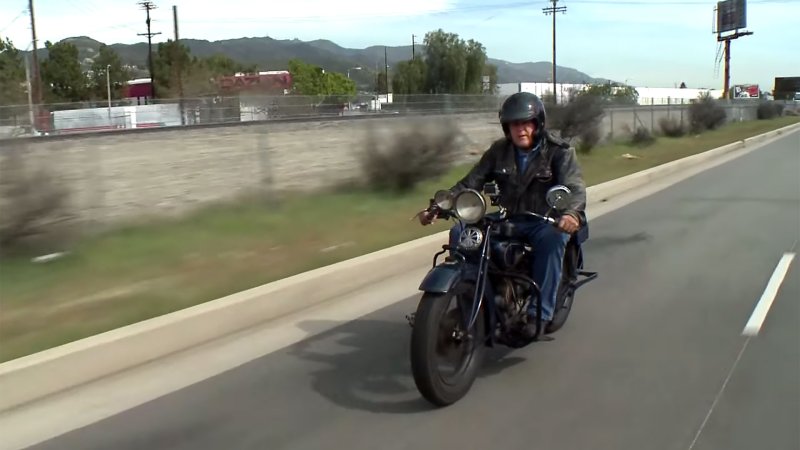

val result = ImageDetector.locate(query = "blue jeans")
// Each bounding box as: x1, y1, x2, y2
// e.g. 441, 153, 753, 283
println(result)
449, 219, 570, 321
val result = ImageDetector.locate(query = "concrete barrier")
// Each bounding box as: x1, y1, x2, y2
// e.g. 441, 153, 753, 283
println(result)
591, 123, 798, 203
0, 121, 797, 413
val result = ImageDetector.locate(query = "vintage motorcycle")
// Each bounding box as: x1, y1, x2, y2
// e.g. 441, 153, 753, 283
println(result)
407, 182, 598, 407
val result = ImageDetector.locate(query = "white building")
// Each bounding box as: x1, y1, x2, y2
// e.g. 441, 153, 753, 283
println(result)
498, 82, 725, 105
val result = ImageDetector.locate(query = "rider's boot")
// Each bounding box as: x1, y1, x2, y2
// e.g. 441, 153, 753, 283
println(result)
522, 315, 555, 341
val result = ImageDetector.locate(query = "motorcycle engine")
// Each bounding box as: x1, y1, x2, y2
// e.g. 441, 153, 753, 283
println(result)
494, 278, 529, 330
490, 240, 527, 271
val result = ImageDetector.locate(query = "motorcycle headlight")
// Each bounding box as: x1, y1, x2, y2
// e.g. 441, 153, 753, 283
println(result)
454, 189, 486, 224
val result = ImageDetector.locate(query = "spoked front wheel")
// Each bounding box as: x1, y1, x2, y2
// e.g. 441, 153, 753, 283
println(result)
410, 282, 486, 407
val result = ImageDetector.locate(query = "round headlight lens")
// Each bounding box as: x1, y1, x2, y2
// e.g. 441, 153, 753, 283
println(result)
454, 190, 486, 224
433, 189, 454, 210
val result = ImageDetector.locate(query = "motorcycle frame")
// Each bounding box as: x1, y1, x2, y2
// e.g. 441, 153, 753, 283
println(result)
421, 213, 549, 348
416, 184, 597, 347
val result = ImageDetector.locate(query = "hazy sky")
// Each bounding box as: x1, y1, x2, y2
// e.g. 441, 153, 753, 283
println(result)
2, 0, 797, 90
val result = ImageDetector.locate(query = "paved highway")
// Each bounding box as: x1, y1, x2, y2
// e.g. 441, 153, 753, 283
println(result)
24, 130, 800, 450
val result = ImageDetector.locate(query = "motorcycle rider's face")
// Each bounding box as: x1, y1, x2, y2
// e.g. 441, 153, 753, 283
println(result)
509, 120, 536, 149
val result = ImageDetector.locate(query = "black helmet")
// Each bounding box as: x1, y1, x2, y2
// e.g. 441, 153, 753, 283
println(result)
498, 92, 546, 140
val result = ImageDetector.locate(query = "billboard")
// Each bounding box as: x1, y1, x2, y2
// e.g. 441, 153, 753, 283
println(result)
717, 0, 747, 33
733, 84, 759, 98
773, 77, 800, 99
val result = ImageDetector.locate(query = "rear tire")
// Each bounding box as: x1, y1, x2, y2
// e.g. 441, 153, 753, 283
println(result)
410, 283, 486, 407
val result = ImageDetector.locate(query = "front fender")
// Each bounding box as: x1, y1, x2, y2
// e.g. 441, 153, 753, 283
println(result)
418, 261, 466, 294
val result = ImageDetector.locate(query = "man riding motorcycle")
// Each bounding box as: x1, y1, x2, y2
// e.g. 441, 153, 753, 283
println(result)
419, 91, 587, 337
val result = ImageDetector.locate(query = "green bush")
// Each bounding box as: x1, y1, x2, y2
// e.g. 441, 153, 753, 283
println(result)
756, 101, 785, 120
659, 116, 686, 137
577, 125, 601, 154
688, 95, 727, 133
359, 118, 460, 193
547, 93, 606, 141
630, 126, 656, 147
0, 142, 72, 253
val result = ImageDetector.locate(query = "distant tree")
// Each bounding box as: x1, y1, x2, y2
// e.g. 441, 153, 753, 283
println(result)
40, 40, 86, 103
152, 39, 193, 97
390, 29, 494, 95
464, 39, 487, 94
201, 54, 257, 76
581, 83, 638, 105
424, 29, 467, 94
153, 43, 260, 97
288, 59, 355, 96
88, 44, 130, 101
0, 37, 27, 107
391, 59, 426, 94
375, 72, 388, 94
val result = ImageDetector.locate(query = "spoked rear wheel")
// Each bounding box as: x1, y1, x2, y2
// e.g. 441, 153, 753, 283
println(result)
410, 282, 486, 407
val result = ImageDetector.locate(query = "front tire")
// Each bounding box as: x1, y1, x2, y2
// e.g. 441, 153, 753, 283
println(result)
410, 283, 486, 407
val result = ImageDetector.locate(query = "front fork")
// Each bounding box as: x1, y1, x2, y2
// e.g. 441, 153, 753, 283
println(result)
408, 224, 546, 343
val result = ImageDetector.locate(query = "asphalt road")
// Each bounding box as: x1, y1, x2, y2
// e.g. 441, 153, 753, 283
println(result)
29, 131, 800, 450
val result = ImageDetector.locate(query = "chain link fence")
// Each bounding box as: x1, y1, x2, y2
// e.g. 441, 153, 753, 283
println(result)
0, 92, 791, 239
3, 93, 794, 139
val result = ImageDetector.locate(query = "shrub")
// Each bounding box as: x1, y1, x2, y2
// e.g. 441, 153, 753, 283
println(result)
630, 126, 656, 147
688, 95, 727, 133
359, 118, 460, 193
577, 125, 601, 154
0, 142, 72, 252
756, 101, 785, 120
547, 93, 606, 141
659, 116, 686, 137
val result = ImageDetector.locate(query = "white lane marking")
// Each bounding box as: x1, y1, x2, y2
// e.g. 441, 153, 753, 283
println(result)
742, 252, 796, 336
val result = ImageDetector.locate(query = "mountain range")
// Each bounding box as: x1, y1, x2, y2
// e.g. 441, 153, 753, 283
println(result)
28, 35, 612, 87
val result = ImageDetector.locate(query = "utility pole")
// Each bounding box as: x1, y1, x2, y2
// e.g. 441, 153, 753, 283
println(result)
106, 64, 112, 118
384, 46, 389, 95
412, 34, 416, 60
24, 54, 34, 133
173, 4, 185, 124
543, 0, 566, 104
138, 1, 161, 100
28, 0, 42, 125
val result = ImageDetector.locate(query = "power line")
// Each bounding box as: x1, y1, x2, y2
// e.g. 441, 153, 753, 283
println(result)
137, 1, 161, 100
174, 0, 791, 24
0, 8, 27, 34
543, 0, 567, 103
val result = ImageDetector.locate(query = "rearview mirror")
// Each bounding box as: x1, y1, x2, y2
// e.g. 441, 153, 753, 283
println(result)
433, 190, 454, 210
546, 185, 572, 210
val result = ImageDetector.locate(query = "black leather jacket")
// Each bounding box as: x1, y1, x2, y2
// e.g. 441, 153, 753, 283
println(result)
449, 131, 587, 223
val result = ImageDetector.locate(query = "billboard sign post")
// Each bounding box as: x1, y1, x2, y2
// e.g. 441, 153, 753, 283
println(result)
713, 0, 753, 99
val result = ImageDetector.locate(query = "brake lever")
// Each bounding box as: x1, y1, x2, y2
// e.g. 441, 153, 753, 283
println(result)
410, 200, 439, 222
